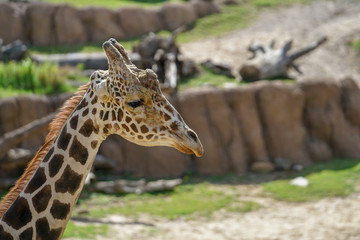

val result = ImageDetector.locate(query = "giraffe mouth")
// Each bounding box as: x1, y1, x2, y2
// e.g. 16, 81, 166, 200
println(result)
170, 128, 204, 157
174, 142, 204, 157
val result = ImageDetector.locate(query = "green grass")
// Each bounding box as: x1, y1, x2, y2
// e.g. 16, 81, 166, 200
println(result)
226, 200, 262, 213
263, 159, 360, 202
63, 220, 108, 239
174, 0, 312, 44
179, 67, 240, 90
43, 0, 183, 9
29, 39, 138, 54
73, 158, 360, 223
176, 4, 255, 44
75, 183, 260, 220
0, 59, 73, 97
253, 0, 309, 7
0, 88, 32, 99
29, 44, 107, 55
0, 59, 91, 98
352, 38, 360, 51
77, 183, 233, 219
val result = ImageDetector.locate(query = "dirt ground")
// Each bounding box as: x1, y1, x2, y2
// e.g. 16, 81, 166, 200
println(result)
181, 0, 360, 83
68, 1, 360, 239
71, 184, 360, 240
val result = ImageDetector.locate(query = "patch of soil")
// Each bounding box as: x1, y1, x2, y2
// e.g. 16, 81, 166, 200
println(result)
181, 0, 360, 82
70, 184, 360, 240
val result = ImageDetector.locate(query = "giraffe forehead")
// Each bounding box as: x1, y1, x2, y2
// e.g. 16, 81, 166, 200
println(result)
90, 68, 162, 104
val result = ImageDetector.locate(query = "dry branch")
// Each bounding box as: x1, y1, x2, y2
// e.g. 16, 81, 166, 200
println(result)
240, 36, 327, 82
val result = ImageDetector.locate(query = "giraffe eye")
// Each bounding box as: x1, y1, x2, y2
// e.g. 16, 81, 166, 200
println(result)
127, 100, 143, 108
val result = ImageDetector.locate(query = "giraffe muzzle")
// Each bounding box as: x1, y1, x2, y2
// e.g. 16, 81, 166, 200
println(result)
175, 128, 204, 157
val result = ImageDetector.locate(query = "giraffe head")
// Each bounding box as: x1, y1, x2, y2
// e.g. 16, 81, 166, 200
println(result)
89, 38, 203, 157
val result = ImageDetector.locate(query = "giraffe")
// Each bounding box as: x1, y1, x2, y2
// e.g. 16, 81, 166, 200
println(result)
0, 38, 203, 240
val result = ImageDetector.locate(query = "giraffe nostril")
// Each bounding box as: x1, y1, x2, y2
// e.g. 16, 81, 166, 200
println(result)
187, 130, 198, 142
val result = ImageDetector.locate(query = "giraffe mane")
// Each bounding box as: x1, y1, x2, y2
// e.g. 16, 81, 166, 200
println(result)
0, 82, 91, 218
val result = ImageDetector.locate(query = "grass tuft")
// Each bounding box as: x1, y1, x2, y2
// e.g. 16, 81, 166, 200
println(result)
176, 5, 255, 43
63, 221, 108, 239
179, 67, 240, 90
352, 38, 360, 51
226, 200, 262, 213
76, 183, 237, 220
253, 0, 309, 7
29, 39, 138, 54
263, 159, 360, 202
43, 0, 184, 9
0, 59, 70, 97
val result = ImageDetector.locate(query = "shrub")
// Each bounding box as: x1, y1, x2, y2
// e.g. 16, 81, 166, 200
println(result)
0, 59, 68, 95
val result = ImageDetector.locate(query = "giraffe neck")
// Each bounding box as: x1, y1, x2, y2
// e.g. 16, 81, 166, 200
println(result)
0, 95, 104, 240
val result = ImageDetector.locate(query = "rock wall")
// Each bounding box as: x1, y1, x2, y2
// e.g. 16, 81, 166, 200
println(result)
0, 94, 71, 149
0, 0, 219, 46
1, 78, 360, 178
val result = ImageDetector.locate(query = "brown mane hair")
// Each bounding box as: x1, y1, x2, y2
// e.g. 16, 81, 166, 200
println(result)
0, 83, 91, 218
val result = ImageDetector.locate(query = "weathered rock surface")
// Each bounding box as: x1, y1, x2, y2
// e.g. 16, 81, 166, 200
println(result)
159, 3, 198, 31
116, 7, 149, 37
54, 4, 87, 45
80, 6, 125, 43
224, 85, 269, 165
2, 78, 360, 178
301, 79, 360, 159
178, 88, 231, 174
256, 81, 311, 165
0, 3, 25, 44
142, 9, 165, 34
116, 7, 164, 38
340, 78, 360, 129
0, 94, 70, 149
25, 2, 57, 46
190, 0, 220, 18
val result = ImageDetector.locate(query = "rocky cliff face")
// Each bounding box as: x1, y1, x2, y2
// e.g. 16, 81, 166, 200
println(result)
0, 1, 219, 46
1, 78, 360, 178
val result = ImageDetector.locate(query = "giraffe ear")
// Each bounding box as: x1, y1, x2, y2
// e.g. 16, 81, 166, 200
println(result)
94, 79, 111, 102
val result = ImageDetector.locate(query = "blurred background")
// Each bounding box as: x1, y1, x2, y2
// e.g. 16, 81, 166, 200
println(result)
0, 0, 360, 239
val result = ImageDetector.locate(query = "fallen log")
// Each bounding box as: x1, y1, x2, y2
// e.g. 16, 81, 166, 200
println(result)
91, 178, 182, 194
0, 112, 56, 159
201, 59, 234, 78
239, 36, 327, 82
